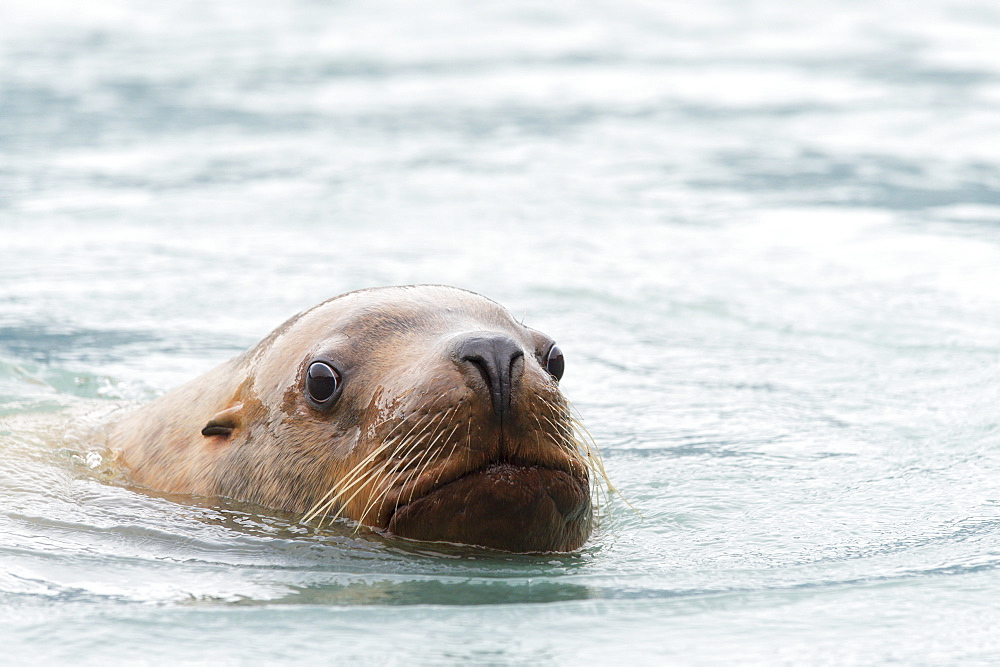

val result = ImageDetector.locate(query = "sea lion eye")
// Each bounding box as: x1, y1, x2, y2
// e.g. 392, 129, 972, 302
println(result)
306, 361, 340, 404
545, 345, 564, 381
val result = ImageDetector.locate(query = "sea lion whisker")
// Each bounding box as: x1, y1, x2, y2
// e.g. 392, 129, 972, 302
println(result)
562, 396, 591, 425
388, 410, 445, 476
388, 410, 447, 468
530, 411, 617, 523
319, 441, 409, 527
413, 412, 468, 497
402, 439, 445, 508
302, 487, 343, 526
330, 465, 396, 527
386, 442, 433, 520
397, 406, 458, 509
336, 452, 404, 525
301, 439, 397, 525
539, 415, 574, 449
392, 431, 436, 473
327, 442, 402, 514
422, 414, 467, 492
565, 430, 607, 510
377, 413, 449, 522
566, 418, 634, 515
403, 411, 454, 483
382, 409, 433, 455
352, 418, 442, 528
443, 414, 471, 481
357, 470, 394, 528
429, 421, 463, 485
303, 463, 375, 525
356, 423, 436, 527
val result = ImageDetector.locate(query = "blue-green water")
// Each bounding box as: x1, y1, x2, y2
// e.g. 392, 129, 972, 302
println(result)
3, 0, 1000, 662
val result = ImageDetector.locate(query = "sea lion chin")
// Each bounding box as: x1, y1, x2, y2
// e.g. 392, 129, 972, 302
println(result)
106, 285, 599, 553
386, 463, 592, 553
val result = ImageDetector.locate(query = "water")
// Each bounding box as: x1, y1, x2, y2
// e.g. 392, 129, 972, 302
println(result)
2, 0, 1000, 662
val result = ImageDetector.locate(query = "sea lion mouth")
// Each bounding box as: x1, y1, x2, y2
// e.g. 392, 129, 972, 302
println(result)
384, 461, 591, 553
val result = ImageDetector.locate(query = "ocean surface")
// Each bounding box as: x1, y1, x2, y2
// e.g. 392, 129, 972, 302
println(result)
2, 0, 1000, 662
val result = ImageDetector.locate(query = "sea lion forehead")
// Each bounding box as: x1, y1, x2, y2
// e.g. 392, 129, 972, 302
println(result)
337, 285, 508, 316
300, 285, 518, 338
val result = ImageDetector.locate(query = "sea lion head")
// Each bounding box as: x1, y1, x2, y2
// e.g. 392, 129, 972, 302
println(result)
193, 285, 596, 552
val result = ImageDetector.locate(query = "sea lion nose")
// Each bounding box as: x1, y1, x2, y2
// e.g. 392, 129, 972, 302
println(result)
455, 333, 524, 423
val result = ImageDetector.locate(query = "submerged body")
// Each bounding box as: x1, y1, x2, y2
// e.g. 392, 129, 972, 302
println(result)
107, 285, 596, 552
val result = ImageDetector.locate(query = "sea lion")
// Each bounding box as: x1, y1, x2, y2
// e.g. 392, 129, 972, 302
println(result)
106, 285, 602, 552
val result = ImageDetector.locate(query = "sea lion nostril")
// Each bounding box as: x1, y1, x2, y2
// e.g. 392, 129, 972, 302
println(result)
456, 333, 523, 421
464, 356, 494, 393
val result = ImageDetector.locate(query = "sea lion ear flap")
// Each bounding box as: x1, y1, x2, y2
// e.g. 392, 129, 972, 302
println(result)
201, 403, 243, 438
